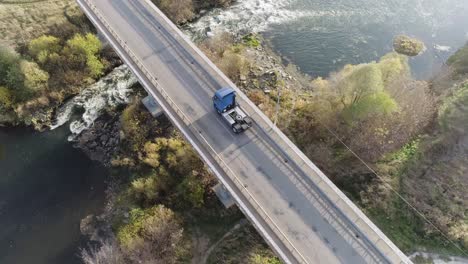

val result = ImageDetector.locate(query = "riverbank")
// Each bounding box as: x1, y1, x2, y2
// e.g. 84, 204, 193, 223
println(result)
0, 125, 108, 264
2, 0, 467, 263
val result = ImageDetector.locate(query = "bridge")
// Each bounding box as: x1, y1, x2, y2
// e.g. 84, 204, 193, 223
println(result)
76, 0, 411, 263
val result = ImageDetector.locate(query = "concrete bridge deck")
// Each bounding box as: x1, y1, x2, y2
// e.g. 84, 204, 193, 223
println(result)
76, 0, 411, 263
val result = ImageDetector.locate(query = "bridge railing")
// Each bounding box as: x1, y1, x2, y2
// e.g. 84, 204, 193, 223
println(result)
138, 0, 410, 261
78, 1, 409, 263
78, 1, 310, 263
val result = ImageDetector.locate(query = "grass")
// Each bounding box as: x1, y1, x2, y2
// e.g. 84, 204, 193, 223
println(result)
366, 137, 467, 257
180, 196, 244, 242
242, 34, 261, 48
367, 202, 464, 256
0, 0, 75, 48
206, 224, 280, 264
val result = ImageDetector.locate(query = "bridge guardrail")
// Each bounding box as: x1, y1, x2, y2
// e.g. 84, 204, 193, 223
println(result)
79, 1, 309, 263
79, 1, 409, 263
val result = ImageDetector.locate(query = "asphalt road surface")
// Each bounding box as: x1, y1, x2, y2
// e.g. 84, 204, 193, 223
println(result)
78, 0, 410, 263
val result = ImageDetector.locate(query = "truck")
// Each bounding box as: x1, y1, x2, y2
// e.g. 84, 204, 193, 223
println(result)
213, 87, 253, 134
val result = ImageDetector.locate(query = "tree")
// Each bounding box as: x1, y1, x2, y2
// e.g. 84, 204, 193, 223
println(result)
177, 173, 205, 208
28, 35, 61, 64
0, 47, 21, 86
117, 206, 184, 264
378, 52, 410, 86
20, 60, 49, 92
447, 42, 468, 75
334, 63, 397, 122
64, 33, 104, 78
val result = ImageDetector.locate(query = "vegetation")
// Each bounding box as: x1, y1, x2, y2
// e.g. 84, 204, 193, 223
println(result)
117, 205, 189, 263
207, 224, 280, 264
200, 33, 251, 82
393, 35, 425, 56
151, 0, 235, 24
0, 30, 111, 128
0, 0, 77, 48
201, 34, 466, 255
447, 42, 468, 75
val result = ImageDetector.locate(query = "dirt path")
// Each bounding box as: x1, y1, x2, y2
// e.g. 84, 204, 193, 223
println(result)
191, 219, 248, 264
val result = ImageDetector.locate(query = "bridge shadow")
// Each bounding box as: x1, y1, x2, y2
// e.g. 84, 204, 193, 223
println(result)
101, 1, 384, 263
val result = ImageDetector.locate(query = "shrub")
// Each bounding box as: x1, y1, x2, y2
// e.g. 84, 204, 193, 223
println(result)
393, 35, 425, 56
0, 86, 13, 109
64, 33, 104, 78
117, 205, 184, 264
242, 34, 261, 48
177, 173, 205, 208
121, 101, 151, 150
154, 0, 195, 24
80, 240, 125, 264
20, 61, 49, 92
219, 50, 249, 82
447, 42, 468, 75
28, 35, 61, 64
0, 47, 21, 86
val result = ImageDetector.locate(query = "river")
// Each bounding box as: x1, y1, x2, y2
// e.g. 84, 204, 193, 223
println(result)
1, 0, 467, 263
190, 0, 468, 79
0, 126, 107, 264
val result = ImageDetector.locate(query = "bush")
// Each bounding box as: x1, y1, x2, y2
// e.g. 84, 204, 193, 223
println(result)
80, 240, 125, 264
153, 0, 195, 24
0, 86, 13, 109
64, 33, 104, 78
117, 205, 184, 264
28, 35, 61, 64
0, 47, 21, 86
447, 42, 468, 75
121, 101, 151, 150
393, 35, 425, 56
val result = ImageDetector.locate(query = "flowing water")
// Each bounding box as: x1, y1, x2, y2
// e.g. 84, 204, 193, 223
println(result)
2, 1, 467, 263
189, 0, 468, 78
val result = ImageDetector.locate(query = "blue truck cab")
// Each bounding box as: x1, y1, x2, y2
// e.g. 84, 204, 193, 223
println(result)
213, 87, 236, 113
213, 87, 253, 133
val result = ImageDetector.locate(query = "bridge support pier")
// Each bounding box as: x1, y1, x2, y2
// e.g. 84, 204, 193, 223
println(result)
213, 183, 235, 208
142, 95, 164, 117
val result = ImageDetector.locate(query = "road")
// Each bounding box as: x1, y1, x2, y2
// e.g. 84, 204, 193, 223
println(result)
76, 0, 411, 263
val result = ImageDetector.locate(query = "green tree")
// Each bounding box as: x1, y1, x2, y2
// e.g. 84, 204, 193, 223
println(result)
20, 60, 49, 92
378, 52, 410, 86
28, 35, 61, 64
64, 33, 104, 78
177, 173, 205, 208
2, 59, 49, 101
447, 42, 468, 75
335, 63, 397, 121
0, 47, 21, 86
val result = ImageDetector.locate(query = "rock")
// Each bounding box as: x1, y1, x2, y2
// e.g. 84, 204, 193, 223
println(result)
74, 114, 121, 166
100, 135, 109, 143
393, 35, 425, 56
80, 214, 98, 237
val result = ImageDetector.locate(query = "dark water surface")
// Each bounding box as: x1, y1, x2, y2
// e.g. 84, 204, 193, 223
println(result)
263, 0, 468, 79
0, 126, 107, 264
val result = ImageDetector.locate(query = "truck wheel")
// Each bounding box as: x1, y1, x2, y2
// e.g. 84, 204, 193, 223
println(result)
244, 117, 253, 126
232, 124, 241, 134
